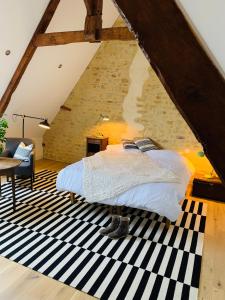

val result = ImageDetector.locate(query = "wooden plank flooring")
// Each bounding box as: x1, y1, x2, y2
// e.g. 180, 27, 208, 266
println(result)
0, 159, 224, 300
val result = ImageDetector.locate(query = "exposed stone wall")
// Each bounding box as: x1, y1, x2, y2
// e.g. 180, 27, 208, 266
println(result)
43, 24, 200, 163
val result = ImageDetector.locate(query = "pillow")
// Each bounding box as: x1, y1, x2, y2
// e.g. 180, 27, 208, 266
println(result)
134, 137, 159, 152
106, 144, 123, 152
122, 139, 139, 150
13, 142, 33, 161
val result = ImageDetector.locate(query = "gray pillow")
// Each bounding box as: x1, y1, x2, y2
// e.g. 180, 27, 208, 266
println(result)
122, 139, 139, 150
134, 137, 159, 152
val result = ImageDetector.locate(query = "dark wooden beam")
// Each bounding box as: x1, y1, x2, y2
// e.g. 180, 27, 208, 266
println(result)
113, 0, 225, 183
0, 0, 61, 115
60, 105, 71, 111
34, 27, 135, 46
84, 0, 103, 42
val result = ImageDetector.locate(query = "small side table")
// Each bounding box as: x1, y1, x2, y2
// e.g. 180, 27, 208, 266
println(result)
192, 173, 225, 202
0, 157, 21, 211
86, 137, 108, 157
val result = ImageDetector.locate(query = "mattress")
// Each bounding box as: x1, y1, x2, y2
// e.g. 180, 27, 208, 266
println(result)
56, 146, 194, 221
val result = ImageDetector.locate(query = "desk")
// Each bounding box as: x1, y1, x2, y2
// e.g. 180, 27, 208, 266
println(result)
0, 157, 21, 211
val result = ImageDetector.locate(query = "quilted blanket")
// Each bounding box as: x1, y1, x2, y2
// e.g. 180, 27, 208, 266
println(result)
82, 151, 178, 202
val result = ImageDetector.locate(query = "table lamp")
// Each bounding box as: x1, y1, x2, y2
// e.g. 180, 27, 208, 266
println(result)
197, 150, 216, 179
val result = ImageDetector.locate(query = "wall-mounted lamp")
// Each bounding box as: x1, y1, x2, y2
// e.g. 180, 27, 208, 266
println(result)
13, 114, 50, 138
95, 114, 110, 137
100, 114, 110, 122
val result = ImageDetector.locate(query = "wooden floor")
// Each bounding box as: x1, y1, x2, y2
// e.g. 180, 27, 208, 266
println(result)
0, 159, 224, 300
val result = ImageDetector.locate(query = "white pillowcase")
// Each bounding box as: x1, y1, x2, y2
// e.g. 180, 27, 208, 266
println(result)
14, 142, 33, 161
106, 144, 123, 152
106, 144, 139, 153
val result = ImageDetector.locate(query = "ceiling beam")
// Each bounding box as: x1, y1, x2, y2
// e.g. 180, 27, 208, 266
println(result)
113, 0, 225, 183
84, 0, 103, 42
34, 27, 135, 47
0, 0, 61, 115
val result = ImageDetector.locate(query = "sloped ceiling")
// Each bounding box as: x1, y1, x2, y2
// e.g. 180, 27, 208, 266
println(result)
0, 0, 49, 98
176, 0, 225, 76
1, 0, 225, 160
1, 0, 118, 158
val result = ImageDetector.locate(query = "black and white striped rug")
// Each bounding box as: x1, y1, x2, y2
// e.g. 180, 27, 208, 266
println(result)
0, 170, 207, 300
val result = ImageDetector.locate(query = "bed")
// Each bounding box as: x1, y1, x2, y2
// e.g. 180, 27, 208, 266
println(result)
56, 145, 194, 222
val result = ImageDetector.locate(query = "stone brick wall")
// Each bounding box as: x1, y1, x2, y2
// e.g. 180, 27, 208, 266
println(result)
43, 22, 201, 164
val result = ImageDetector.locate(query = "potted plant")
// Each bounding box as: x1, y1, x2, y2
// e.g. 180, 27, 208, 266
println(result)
0, 118, 8, 154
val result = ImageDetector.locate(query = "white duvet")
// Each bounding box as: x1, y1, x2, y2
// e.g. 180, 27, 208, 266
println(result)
83, 151, 178, 203
56, 145, 194, 221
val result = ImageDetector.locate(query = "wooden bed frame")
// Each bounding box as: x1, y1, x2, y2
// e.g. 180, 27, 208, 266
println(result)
70, 192, 171, 229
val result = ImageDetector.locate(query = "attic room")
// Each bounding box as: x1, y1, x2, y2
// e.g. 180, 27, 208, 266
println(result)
0, 0, 225, 299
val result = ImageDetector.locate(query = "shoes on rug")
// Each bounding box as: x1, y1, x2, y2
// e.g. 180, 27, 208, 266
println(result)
108, 217, 130, 239
99, 215, 121, 236
100, 215, 130, 239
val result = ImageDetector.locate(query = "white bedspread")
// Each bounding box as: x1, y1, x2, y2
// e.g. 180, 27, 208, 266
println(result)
56, 146, 194, 221
83, 151, 178, 202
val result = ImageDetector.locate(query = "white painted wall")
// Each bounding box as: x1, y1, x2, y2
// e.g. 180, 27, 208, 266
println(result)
0, 0, 49, 98
1, 0, 118, 159
176, 0, 225, 77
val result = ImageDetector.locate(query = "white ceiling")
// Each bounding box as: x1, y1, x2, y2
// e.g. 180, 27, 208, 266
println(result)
0, 0, 49, 98
177, 0, 225, 77
0, 0, 118, 158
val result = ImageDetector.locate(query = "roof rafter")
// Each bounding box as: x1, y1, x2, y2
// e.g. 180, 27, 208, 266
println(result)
0, 0, 61, 115
0, 0, 135, 115
34, 27, 135, 47
84, 0, 103, 42
113, 0, 225, 183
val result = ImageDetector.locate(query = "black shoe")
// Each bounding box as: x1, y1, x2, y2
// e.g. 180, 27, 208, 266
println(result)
108, 217, 130, 239
99, 215, 120, 236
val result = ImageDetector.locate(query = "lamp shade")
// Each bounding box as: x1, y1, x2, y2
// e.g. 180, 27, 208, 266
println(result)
197, 151, 205, 157
102, 115, 110, 121
99, 114, 110, 121
38, 119, 50, 129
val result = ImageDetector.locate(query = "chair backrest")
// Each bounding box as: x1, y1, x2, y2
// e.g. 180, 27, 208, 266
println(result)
5, 138, 34, 156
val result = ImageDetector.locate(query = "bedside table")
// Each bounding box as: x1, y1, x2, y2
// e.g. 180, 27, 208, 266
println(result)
86, 137, 108, 157
192, 174, 225, 202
